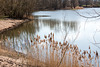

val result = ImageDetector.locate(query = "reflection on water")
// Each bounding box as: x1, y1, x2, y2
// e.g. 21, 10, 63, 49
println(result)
0, 8, 100, 64
37, 19, 78, 32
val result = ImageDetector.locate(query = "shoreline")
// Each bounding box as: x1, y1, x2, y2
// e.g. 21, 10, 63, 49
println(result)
0, 18, 32, 34
0, 18, 48, 67
0, 45, 47, 67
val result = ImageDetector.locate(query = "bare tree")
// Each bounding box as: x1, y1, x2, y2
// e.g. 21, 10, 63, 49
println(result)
71, 0, 79, 8
0, 0, 35, 19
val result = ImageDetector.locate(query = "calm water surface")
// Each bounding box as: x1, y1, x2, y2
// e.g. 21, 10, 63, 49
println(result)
0, 8, 100, 58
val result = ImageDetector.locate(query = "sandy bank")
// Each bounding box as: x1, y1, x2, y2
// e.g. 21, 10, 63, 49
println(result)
0, 18, 30, 34
0, 46, 47, 67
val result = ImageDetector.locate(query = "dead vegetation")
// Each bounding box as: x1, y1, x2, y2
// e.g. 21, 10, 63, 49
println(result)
0, 32, 99, 67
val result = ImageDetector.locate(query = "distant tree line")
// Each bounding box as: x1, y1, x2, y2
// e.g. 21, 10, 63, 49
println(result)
0, 0, 100, 19
34, 0, 100, 10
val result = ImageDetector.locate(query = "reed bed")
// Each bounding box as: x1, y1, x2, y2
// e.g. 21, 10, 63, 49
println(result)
0, 32, 99, 67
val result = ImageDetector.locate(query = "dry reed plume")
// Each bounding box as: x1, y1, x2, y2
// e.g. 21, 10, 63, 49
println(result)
1, 32, 100, 67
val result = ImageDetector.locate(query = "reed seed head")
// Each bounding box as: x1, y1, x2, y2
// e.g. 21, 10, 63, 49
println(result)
49, 37, 52, 42
50, 32, 52, 35
48, 34, 50, 37
31, 39, 33, 43
59, 42, 61, 45
89, 45, 90, 49
96, 51, 98, 58
88, 54, 91, 59
63, 41, 66, 45
44, 35, 47, 39
53, 33, 54, 36
84, 50, 86, 55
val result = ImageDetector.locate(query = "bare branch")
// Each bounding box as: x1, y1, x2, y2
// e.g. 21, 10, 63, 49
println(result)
93, 9, 100, 16
72, 31, 80, 44
90, 42, 100, 49
74, 10, 100, 18
90, 29, 100, 49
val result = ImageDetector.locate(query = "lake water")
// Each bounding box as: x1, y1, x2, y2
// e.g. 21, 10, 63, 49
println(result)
0, 8, 100, 64
33, 8, 100, 52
